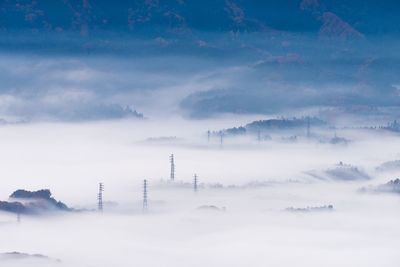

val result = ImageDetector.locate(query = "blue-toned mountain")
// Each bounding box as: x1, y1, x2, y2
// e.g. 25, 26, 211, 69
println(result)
1, 0, 398, 38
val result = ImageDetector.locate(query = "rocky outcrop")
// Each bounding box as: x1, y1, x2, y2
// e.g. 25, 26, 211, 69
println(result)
0, 189, 70, 214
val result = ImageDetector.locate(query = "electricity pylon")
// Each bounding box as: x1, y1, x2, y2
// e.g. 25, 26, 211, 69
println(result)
170, 154, 175, 181
194, 174, 198, 193
98, 182, 104, 212
143, 179, 148, 212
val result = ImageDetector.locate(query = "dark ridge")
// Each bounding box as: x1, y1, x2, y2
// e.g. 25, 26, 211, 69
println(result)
245, 117, 325, 132
216, 117, 326, 137
0, 189, 70, 214
10, 189, 52, 199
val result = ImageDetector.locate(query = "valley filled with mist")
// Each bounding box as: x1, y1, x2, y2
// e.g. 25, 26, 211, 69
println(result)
1, 0, 400, 266
0, 116, 400, 267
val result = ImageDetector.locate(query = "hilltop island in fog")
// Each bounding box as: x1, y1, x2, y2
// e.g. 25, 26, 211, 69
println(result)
0, 189, 70, 215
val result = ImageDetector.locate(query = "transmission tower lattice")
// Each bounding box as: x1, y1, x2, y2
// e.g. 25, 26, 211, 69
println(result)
194, 174, 198, 193
143, 179, 148, 212
98, 182, 104, 212
170, 154, 175, 181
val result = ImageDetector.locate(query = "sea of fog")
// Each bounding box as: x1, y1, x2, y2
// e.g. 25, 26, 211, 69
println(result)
0, 117, 399, 267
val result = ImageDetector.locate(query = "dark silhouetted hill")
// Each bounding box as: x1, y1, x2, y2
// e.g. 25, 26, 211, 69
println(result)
0, 189, 70, 214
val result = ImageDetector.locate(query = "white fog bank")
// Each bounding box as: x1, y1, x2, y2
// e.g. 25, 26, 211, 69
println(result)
0, 117, 399, 267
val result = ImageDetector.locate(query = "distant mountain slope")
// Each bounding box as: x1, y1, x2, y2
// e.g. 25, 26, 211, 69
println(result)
0, 1, 399, 120
1, 0, 398, 37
